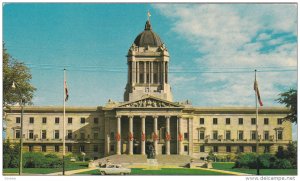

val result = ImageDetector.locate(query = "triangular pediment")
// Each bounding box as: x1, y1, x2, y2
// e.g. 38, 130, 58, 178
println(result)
117, 95, 182, 108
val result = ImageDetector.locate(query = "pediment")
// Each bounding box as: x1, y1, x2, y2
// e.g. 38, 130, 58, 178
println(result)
117, 96, 182, 108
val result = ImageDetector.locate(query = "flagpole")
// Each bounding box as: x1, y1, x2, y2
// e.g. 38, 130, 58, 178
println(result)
63, 68, 66, 175
255, 69, 260, 175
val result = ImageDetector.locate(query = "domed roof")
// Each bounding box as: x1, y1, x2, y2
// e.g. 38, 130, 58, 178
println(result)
134, 20, 163, 47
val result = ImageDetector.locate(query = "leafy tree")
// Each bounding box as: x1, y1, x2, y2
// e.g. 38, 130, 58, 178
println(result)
3, 43, 36, 108
276, 89, 297, 124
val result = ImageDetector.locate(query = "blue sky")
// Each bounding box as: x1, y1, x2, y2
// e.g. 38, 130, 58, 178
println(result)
3, 3, 297, 138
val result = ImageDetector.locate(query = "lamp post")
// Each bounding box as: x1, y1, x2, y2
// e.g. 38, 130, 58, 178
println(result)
12, 81, 24, 175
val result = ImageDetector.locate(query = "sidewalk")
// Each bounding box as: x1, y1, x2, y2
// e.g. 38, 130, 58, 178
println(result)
46, 168, 96, 176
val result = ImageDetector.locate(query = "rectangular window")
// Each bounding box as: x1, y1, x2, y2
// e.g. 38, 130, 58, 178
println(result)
251, 131, 257, 140
252, 146, 257, 152
94, 118, 99, 124
42, 145, 46, 152
80, 132, 85, 139
42, 130, 47, 139
199, 131, 205, 140
42, 117, 47, 124
213, 118, 218, 125
15, 129, 21, 139
238, 118, 243, 125
54, 130, 59, 139
264, 131, 269, 140
226, 118, 230, 125
29, 130, 34, 139
226, 146, 231, 153
67, 130, 72, 139
213, 146, 218, 153
55, 145, 59, 152
251, 118, 256, 125
238, 131, 244, 140
29, 117, 34, 124
184, 145, 188, 152
239, 146, 244, 153
55, 117, 60, 124
264, 146, 270, 153
277, 130, 283, 140
184, 133, 189, 140
94, 132, 99, 139
68, 117, 73, 124
80, 118, 86, 124
110, 132, 115, 140
16, 117, 21, 124
67, 145, 72, 152
277, 118, 283, 125
110, 145, 115, 152
264, 118, 269, 125
213, 131, 218, 140
29, 145, 33, 152
226, 131, 231, 140
200, 145, 205, 152
200, 118, 204, 125
93, 145, 98, 152
80, 145, 85, 152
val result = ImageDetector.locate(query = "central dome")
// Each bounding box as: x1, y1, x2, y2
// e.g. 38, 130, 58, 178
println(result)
134, 20, 163, 47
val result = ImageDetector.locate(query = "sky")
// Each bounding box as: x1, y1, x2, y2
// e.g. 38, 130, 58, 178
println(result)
3, 3, 298, 139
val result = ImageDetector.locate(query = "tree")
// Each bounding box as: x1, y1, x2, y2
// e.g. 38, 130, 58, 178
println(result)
276, 88, 297, 124
3, 43, 36, 108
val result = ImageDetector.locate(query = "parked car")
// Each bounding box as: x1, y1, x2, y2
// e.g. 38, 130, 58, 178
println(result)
98, 164, 131, 175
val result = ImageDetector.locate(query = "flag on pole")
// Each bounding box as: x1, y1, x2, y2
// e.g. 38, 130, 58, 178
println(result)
64, 80, 69, 102
254, 79, 263, 106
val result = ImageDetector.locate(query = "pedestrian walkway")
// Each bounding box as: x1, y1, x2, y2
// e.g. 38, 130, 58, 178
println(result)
46, 168, 96, 176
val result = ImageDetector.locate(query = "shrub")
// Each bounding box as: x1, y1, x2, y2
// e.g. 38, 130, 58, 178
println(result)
3, 154, 11, 168
274, 159, 293, 169
258, 154, 275, 169
234, 153, 257, 168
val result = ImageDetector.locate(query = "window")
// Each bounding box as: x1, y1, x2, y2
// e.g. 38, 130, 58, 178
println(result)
80, 118, 86, 124
80, 132, 85, 139
226, 146, 231, 153
42, 130, 47, 139
42, 117, 47, 124
80, 145, 85, 152
55, 117, 60, 124
184, 133, 189, 140
264, 118, 269, 125
264, 145, 270, 153
29, 130, 34, 139
55, 145, 59, 152
251, 131, 257, 140
213, 131, 218, 140
42, 145, 46, 152
67, 130, 72, 139
94, 132, 99, 139
277, 130, 283, 140
226, 118, 230, 125
213, 118, 218, 125
264, 131, 269, 140
226, 131, 231, 140
68, 117, 73, 124
110, 132, 115, 140
15, 129, 20, 139
184, 145, 188, 152
29, 145, 33, 152
94, 118, 99, 124
251, 118, 256, 125
238, 118, 243, 125
67, 145, 72, 152
199, 131, 205, 140
153, 73, 158, 83
93, 145, 98, 152
54, 130, 59, 139
238, 131, 244, 140
252, 146, 257, 152
200, 145, 205, 152
213, 146, 218, 153
29, 117, 34, 124
139, 74, 144, 83
16, 117, 21, 124
200, 118, 204, 125
277, 118, 283, 125
239, 146, 244, 153
110, 145, 115, 152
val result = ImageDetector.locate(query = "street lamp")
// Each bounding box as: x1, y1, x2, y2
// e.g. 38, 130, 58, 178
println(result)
12, 81, 24, 175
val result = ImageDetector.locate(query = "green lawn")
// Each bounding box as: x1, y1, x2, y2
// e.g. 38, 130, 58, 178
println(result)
76, 168, 232, 175
3, 161, 89, 174
212, 162, 297, 175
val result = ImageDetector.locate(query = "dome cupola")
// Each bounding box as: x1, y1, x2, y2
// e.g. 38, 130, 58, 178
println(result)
133, 20, 163, 47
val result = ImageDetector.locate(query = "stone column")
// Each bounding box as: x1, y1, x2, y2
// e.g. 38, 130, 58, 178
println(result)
144, 61, 147, 83
178, 116, 183, 155
162, 62, 165, 84
132, 61, 136, 84
129, 116, 133, 155
151, 62, 154, 84
153, 116, 158, 155
165, 62, 168, 83
166, 116, 170, 155
158, 62, 160, 84
141, 116, 146, 155
116, 116, 121, 155
136, 62, 139, 83
188, 117, 193, 156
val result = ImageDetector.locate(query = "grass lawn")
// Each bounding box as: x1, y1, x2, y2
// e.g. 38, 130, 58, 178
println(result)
76, 168, 232, 175
212, 162, 297, 175
3, 161, 89, 174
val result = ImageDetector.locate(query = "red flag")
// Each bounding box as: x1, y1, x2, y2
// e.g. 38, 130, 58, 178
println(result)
65, 80, 69, 102
254, 80, 263, 106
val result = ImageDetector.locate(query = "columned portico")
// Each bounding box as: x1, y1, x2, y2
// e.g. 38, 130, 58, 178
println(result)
141, 116, 146, 155
153, 116, 158, 155
165, 116, 170, 155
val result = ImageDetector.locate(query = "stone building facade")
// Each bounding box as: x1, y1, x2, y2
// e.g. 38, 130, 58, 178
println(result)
4, 20, 292, 160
